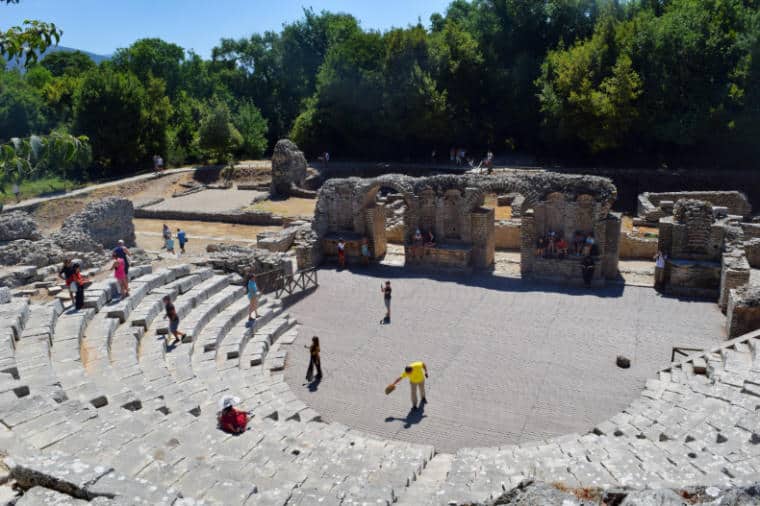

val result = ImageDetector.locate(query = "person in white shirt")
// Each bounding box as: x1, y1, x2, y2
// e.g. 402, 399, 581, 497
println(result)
654, 250, 668, 289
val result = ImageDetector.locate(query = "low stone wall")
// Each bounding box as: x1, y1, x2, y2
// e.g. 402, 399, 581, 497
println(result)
741, 223, 760, 239
494, 219, 521, 250
745, 238, 760, 268
638, 191, 752, 222
666, 259, 721, 298
719, 249, 751, 310
619, 232, 658, 259
727, 286, 760, 337
134, 208, 285, 226
524, 256, 604, 286
405, 243, 473, 269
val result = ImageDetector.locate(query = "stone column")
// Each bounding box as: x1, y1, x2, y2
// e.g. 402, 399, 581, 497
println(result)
470, 207, 495, 269
520, 210, 535, 275
603, 212, 622, 279
719, 250, 750, 311
364, 205, 387, 258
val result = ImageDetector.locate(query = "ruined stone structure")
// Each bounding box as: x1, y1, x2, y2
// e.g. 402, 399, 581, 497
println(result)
520, 190, 620, 285
638, 190, 752, 224
656, 199, 754, 306
270, 139, 307, 197
0, 198, 138, 288
0, 211, 42, 242
58, 197, 136, 250
658, 200, 723, 298
314, 172, 620, 277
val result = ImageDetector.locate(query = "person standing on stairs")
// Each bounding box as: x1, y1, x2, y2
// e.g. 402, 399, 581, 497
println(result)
163, 295, 187, 346
112, 252, 129, 298
247, 271, 260, 321
112, 239, 131, 277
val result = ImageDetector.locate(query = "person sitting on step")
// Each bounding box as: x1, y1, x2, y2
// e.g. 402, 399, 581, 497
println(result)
217, 396, 249, 434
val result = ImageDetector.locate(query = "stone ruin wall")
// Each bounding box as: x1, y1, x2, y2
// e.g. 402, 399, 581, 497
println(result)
314, 172, 619, 275
270, 139, 307, 197
638, 190, 752, 223
0, 197, 137, 287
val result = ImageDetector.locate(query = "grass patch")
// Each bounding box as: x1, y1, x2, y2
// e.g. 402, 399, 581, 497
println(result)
0, 176, 83, 205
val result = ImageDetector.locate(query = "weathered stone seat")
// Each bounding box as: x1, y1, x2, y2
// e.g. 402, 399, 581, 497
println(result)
404, 242, 473, 269
525, 255, 604, 286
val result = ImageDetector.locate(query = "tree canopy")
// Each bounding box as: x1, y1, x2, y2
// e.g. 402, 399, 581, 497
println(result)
1, 0, 759, 183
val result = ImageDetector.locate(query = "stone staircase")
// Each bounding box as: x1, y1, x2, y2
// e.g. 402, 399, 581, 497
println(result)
0, 262, 434, 504
1, 260, 759, 504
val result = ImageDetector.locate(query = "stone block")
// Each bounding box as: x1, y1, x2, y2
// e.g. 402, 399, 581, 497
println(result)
8, 453, 113, 500
14, 486, 88, 505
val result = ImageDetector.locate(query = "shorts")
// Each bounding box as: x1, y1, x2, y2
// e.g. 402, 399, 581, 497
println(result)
169, 319, 180, 333
247, 292, 258, 301
384, 298, 391, 309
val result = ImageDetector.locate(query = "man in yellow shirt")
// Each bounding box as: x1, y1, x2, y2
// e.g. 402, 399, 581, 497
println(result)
391, 361, 429, 410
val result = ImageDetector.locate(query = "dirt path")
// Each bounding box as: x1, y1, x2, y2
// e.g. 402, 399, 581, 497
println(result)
133, 218, 280, 252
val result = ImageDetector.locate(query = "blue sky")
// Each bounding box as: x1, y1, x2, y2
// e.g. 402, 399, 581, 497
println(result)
4, 0, 454, 58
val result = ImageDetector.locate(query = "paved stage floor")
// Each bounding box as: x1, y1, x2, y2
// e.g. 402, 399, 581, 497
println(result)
283, 266, 725, 452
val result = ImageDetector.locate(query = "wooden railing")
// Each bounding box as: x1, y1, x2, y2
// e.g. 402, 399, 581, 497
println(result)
275, 267, 319, 298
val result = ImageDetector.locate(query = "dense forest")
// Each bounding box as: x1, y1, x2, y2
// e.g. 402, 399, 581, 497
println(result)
1, 0, 759, 184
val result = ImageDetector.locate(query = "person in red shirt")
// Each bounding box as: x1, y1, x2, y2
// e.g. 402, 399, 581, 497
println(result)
217, 396, 248, 434
71, 264, 88, 310
556, 237, 569, 259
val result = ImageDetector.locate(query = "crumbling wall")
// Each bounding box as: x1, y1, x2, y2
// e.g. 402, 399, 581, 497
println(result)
0, 211, 42, 242
639, 191, 752, 223
727, 286, 760, 337
58, 197, 136, 249
271, 139, 307, 197
619, 232, 658, 259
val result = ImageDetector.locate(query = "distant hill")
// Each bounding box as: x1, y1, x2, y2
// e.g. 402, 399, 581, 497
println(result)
5, 45, 110, 70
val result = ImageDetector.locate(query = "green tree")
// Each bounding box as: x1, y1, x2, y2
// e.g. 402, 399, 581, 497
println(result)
113, 38, 185, 97
234, 100, 268, 159
0, 69, 48, 140
74, 67, 172, 173
41, 50, 95, 77
198, 102, 242, 162
538, 16, 642, 153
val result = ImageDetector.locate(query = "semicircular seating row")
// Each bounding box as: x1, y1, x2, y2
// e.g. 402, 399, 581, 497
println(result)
0, 263, 758, 505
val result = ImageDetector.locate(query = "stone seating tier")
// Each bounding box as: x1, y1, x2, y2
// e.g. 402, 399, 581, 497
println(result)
665, 258, 722, 298
524, 255, 604, 286
2, 261, 760, 504
404, 243, 473, 269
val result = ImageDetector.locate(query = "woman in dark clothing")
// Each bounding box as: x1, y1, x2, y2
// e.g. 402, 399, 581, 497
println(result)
381, 281, 392, 320
581, 255, 595, 288
305, 336, 323, 381
59, 258, 76, 301
71, 264, 87, 310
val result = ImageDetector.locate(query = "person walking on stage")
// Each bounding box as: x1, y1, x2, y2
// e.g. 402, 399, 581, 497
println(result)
389, 361, 428, 410
381, 280, 392, 321
177, 228, 187, 254
305, 336, 323, 381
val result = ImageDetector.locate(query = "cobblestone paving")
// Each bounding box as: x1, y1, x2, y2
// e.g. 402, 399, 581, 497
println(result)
283, 266, 725, 452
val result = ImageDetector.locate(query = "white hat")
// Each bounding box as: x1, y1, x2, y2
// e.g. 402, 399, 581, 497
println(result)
218, 395, 240, 411
118, 239, 125, 245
